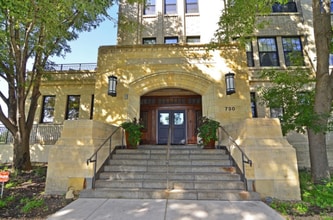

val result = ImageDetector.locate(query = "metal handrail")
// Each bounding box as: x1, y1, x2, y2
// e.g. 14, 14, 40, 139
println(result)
218, 125, 252, 191
86, 127, 121, 188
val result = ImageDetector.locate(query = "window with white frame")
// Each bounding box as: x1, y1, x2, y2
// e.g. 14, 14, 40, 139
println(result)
143, 37, 157, 44
164, 0, 177, 14
144, 0, 156, 15
245, 40, 254, 67
164, 36, 178, 44
258, 37, 279, 66
40, 95, 56, 123
186, 36, 200, 44
65, 95, 80, 120
282, 37, 304, 66
186, 0, 198, 13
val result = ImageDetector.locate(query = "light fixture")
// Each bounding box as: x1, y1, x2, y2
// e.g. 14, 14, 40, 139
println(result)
108, 75, 117, 97
225, 72, 235, 95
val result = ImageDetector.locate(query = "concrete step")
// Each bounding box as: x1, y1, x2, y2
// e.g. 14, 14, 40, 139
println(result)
94, 179, 244, 190
108, 159, 231, 166
112, 154, 228, 160
98, 172, 241, 181
80, 188, 261, 201
79, 145, 259, 201
103, 165, 235, 173
115, 148, 227, 155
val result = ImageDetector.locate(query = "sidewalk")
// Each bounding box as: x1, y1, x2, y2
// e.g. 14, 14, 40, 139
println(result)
47, 198, 285, 220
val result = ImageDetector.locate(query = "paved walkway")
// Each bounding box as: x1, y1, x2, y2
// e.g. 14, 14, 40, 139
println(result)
47, 199, 285, 220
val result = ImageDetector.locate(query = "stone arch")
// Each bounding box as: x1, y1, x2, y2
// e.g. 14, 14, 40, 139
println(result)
129, 71, 213, 96
125, 71, 214, 125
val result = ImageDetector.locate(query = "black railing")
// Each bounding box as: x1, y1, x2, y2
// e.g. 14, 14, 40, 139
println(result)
45, 63, 97, 71
218, 125, 252, 191
0, 124, 63, 145
86, 127, 123, 189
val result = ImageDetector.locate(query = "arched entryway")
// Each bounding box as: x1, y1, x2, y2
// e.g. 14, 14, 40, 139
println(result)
140, 88, 202, 145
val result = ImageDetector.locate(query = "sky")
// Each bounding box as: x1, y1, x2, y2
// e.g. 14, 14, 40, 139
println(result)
50, 5, 118, 64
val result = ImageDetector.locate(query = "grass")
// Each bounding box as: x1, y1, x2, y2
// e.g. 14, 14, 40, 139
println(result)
269, 170, 333, 219
20, 197, 45, 213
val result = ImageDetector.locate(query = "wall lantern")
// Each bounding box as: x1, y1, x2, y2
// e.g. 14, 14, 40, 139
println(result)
108, 75, 117, 97
225, 72, 236, 95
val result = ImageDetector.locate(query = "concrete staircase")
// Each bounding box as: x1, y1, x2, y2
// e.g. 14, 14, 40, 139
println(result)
80, 145, 260, 200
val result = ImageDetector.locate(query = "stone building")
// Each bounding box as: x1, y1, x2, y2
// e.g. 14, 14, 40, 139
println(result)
1, 0, 332, 200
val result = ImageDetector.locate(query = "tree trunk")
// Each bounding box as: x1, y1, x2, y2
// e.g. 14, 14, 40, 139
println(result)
309, 0, 332, 183
13, 129, 32, 171
308, 129, 330, 183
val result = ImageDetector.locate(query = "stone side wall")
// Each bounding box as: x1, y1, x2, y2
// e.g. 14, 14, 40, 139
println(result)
45, 120, 122, 194
221, 118, 301, 200
286, 131, 333, 169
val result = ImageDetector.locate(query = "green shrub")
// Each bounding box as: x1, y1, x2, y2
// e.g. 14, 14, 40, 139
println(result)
300, 171, 333, 209
0, 195, 15, 208
269, 171, 333, 217
20, 197, 45, 213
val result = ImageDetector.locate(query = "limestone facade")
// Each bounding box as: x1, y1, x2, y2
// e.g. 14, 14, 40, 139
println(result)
3, 0, 333, 200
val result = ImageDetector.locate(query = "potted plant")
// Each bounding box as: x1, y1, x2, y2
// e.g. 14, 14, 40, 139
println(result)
121, 118, 143, 149
197, 116, 220, 149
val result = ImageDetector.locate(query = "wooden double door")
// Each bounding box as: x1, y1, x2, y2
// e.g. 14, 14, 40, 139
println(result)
140, 94, 202, 145
157, 110, 186, 144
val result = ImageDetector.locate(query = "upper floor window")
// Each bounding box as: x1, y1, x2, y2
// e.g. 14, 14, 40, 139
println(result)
245, 40, 254, 67
144, 0, 156, 15
143, 37, 157, 44
258, 37, 279, 66
272, 1, 297, 13
320, 0, 333, 13
186, 36, 200, 44
250, 92, 258, 118
270, 107, 284, 119
164, 37, 178, 44
165, 0, 177, 14
66, 95, 80, 120
186, 0, 199, 13
40, 95, 55, 123
282, 37, 304, 66
329, 54, 333, 66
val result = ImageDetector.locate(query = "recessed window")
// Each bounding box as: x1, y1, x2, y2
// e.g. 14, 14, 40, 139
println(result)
272, 1, 297, 12
40, 95, 56, 123
282, 37, 304, 66
186, 0, 198, 13
270, 107, 283, 119
329, 54, 333, 66
245, 40, 254, 67
165, 0, 177, 14
144, 0, 156, 15
186, 36, 200, 44
65, 95, 80, 120
143, 38, 157, 44
258, 37, 279, 66
250, 92, 258, 118
320, 0, 333, 13
164, 37, 178, 44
